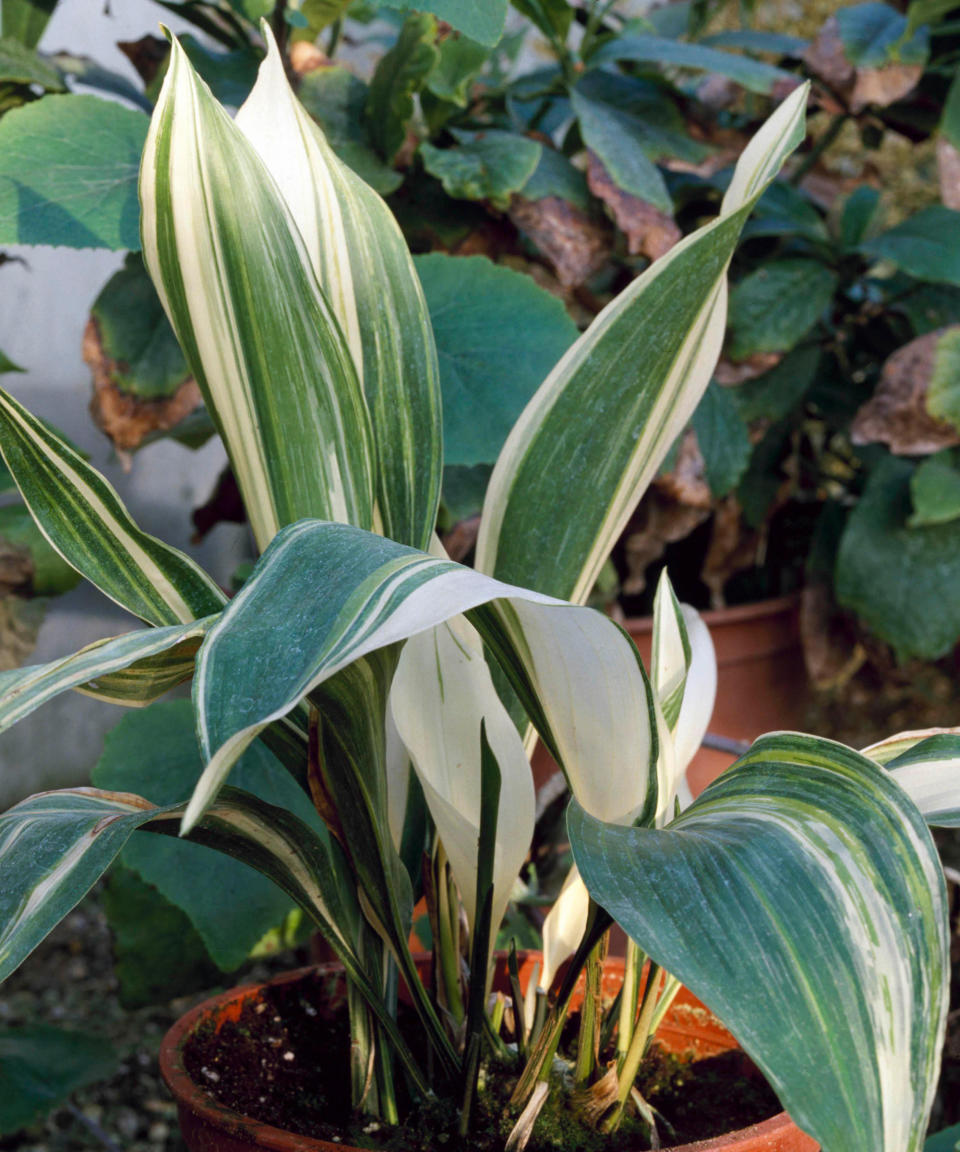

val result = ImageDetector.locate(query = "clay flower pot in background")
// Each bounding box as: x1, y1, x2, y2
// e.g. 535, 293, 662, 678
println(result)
160, 955, 818, 1152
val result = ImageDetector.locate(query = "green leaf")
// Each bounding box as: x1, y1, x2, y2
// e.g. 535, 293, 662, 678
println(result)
730, 344, 820, 423
700, 30, 808, 56
836, 455, 960, 659
862, 207, 960, 287
420, 129, 541, 209
0, 1026, 117, 1135
426, 32, 488, 107
414, 253, 578, 467
237, 30, 442, 551
381, 0, 507, 45
0, 95, 147, 250
510, 0, 572, 42
366, 12, 438, 162
0, 37, 63, 88
92, 699, 323, 972
692, 382, 752, 497
0, 349, 22, 375
742, 179, 828, 243
569, 732, 949, 1152
909, 450, 960, 527
141, 36, 375, 551
875, 734, 960, 828
179, 33, 261, 107
728, 258, 837, 359
925, 1122, 960, 1151
941, 68, 960, 151
840, 185, 881, 249
925, 326, 960, 432
48, 51, 152, 111
89, 254, 190, 400
587, 31, 798, 94
521, 146, 590, 209
0, 387, 225, 625
0, 0, 56, 50
837, 2, 930, 68
475, 85, 809, 604
298, 65, 402, 194
0, 503, 80, 596
442, 463, 491, 522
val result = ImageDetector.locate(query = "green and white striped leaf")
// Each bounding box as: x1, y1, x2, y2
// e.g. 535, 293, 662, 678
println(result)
390, 615, 534, 941
864, 729, 960, 828
540, 863, 590, 993
569, 732, 949, 1152
235, 28, 441, 551
0, 619, 213, 731
0, 388, 224, 626
140, 34, 375, 551
188, 520, 656, 834
475, 84, 808, 603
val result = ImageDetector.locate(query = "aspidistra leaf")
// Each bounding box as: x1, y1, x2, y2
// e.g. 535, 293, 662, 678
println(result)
0, 387, 224, 625
140, 34, 375, 551
570, 732, 949, 1152
235, 28, 441, 551
864, 729, 960, 827
475, 84, 809, 604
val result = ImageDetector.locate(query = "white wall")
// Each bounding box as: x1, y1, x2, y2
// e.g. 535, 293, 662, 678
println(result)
0, 0, 252, 807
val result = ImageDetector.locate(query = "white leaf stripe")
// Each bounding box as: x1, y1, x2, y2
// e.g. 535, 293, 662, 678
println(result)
864, 731, 960, 828
0, 620, 212, 730
0, 388, 224, 626
236, 27, 442, 550
475, 84, 808, 604
140, 35, 376, 551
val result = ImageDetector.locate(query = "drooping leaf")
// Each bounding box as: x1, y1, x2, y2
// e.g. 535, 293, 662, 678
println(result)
475, 85, 808, 604
0, 37, 63, 89
420, 129, 541, 209
862, 207, 960, 287
236, 28, 441, 551
0, 95, 148, 250
569, 732, 949, 1152
728, 258, 837, 359
909, 449, 960, 527
380, 0, 507, 46
0, 387, 224, 625
140, 35, 375, 551
365, 12, 438, 162
1, 0, 57, 50
414, 253, 577, 467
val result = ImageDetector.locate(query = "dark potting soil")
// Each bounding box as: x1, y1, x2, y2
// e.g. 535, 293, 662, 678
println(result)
184, 971, 780, 1151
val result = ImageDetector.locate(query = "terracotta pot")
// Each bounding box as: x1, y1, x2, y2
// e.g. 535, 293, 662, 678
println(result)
531, 595, 807, 794
160, 953, 817, 1152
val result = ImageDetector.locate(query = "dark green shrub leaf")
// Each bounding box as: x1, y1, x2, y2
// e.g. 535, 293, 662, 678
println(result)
840, 185, 881, 249
179, 34, 261, 107
909, 449, 960, 527
366, 12, 438, 161
924, 1122, 960, 1152
862, 207, 960, 286
692, 382, 752, 496
510, 0, 572, 42
836, 2, 929, 67
1, 0, 56, 50
420, 129, 541, 209
728, 258, 837, 359
381, 0, 507, 45
426, 33, 488, 107
731, 345, 820, 423
0, 37, 63, 88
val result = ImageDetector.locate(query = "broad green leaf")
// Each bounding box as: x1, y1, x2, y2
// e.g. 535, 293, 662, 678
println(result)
140, 35, 375, 551
742, 179, 828, 244
925, 327, 960, 432
475, 84, 808, 604
0, 95, 147, 250
692, 381, 752, 496
1, 0, 56, 49
587, 31, 798, 94
909, 449, 960, 527
298, 66, 402, 195
924, 1122, 960, 1152
510, 0, 572, 42
728, 258, 838, 359
836, 455, 960, 659
701, 29, 808, 56
894, 283, 960, 337
365, 13, 438, 162
0, 504, 80, 596
0, 619, 211, 731
862, 207, 960, 287
415, 253, 577, 467
840, 185, 881, 250
521, 146, 590, 209
0, 1026, 117, 1135
390, 615, 534, 940
188, 520, 657, 834
0, 387, 224, 624
426, 33, 488, 107
236, 29, 441, 551
421, 129, 541, 210
864, 730, 960, 828
0, 37, 63, 88
381, 0, 507, 46
837, 2, 929, 67
569, 732, 950, 1152
90, 254, 190, 400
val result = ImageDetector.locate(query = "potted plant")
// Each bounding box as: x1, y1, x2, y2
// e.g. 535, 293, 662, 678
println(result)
0, 29, 956, 1152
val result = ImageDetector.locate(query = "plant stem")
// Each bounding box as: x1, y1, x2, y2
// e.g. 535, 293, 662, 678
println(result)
327, 16, 343, 58
616, 938, 642, 1061
574, 933, 608, 1086
789, 113, 848, 187
604, 964, 664, 1133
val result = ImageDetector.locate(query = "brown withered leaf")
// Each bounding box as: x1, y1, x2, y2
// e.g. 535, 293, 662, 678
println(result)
441, 515, 480, 563
851, 63, 923, 112
714, 353, 782, 386
290, 41, 329, 76
117, 35, 168, 87
84, 318, 203, 455
0, 596, 44, 672
586, 153, 680, 262
653, 429, 712, 509
803, 17, 855, 96
851, 328, 960, 455
702, 497, 760, 608
508, 195, 611, 288
623, 489, 711, 596
938, 137, 960, 211
800, 582, 866, 690
0, 542, 32, 599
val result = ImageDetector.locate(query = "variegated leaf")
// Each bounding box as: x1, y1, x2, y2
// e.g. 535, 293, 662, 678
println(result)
390, 616, 534, 942
187, 520, 656, 834
140, 34, 375, 551
236, 27, 442, 551
0, 388, 224, 626
540, 863, 590, 993
570, 732, 949, 1152
0, 619, 213, 731
475, 84, 809, 604
864, 729, 960, 828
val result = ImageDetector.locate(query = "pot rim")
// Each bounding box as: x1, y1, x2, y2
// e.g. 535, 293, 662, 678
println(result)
625, 592, 802, 636
159, 961, 810, 1152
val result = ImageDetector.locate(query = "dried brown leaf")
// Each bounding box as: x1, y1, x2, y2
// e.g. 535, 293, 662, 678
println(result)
714, 353, 782, 386
0, 596, 43, 672
290, 41, 330, 76
702, 497, 760, 608
508, 195, 612, 288
117, 35, 168, 87
0, 543, 32, 599
441, 514, 480, 563
851, 328, 960, 455
586, 153, 680, 262
800, 582, 866, 690
803, 17, 855, 95
623, 489, 711, 596
84, 318, 203, 454
938, 137, 960, 212
653, 429, 711, 509
850, 63, 922, 112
